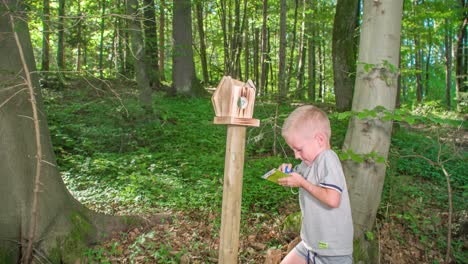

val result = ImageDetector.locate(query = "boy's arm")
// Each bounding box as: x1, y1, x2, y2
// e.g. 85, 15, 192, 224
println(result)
278, 172, 341, 208
299, 177, 341, 208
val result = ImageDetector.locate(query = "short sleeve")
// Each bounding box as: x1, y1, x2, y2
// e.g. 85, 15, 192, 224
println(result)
317, 150, 345, 193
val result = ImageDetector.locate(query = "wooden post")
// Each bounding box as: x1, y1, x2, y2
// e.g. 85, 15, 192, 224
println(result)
212, 76, 259, 263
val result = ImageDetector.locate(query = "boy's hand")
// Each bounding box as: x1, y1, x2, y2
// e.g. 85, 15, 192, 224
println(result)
278, 163, 293, 173
278, 172, 304, 188
277, 163, 304, 188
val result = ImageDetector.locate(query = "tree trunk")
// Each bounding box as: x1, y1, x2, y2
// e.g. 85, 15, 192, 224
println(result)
159, 0, 166, 81
455, 10, 468, 111
143, 0, 160, 89
286, 0, 299, 90
445, 18, 453, 108
41, 0, 50, 72
196, 1, 209, 84
57, 0, 65, 71
307, 0, 316, 101
244, 19, 250, 81
332, 0, 359, 112
219, 0, 229, 75
126, 0, 153, 112
0, 3, 142, 262
229, 0, 242, 78
415, 36, 423, 102
259, 0, 268, 95
171, 0, 205, 97
342, 0, 403, 261
254, 26, 259, 88
76, 0, 82, 72
295, 0, 306, 99
98, 0, 106, 79
278, 0, 287, 99
318, 23, 324, 102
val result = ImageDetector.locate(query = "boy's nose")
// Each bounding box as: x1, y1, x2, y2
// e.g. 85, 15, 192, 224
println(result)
294, 152, 301, 159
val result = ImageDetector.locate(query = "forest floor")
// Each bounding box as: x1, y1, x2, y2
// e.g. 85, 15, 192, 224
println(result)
87, 200, 463, 264
43, 79, 467, 263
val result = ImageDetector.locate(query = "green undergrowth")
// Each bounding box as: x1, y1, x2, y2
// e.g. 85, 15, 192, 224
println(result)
42, 82, 467, 262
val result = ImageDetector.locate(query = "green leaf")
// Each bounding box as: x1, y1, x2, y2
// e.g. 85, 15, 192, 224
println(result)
350, 153, 364, 163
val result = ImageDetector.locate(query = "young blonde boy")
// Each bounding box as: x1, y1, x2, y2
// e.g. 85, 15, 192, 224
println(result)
278, 105, 353, 264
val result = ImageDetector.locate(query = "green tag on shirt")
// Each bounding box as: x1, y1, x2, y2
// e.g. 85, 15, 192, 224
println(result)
318, 241, 328, 249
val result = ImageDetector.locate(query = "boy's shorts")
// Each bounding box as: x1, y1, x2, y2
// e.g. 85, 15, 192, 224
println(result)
293, 241, 353, 264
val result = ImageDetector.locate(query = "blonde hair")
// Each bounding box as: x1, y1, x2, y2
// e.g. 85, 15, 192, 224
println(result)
282, 105, 331, 140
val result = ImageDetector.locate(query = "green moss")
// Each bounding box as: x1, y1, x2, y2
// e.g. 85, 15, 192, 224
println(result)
48, 211, 96, 263
0, 249, 16, 264
282, 211, 301, 234
353, 237, 379, 264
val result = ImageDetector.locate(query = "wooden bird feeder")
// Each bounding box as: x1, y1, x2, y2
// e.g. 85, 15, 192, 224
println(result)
212, 76, 260, 127
212, 76, 260, 263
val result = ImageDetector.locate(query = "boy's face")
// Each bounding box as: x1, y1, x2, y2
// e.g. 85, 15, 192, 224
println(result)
285, 128, 323, 166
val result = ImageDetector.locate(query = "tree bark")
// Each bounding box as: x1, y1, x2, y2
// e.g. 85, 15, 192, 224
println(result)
415, 36, 423, 102
0, 2, 145, 261
307, 0, 316, 101
332, 0, 360, 112
76, 1, 83, 72
342, 0, 403, 260
196, 1, 209, 84
259, 0, 268, 95
455, 5, 468, 111
295, 0, 306, 99
445, 18, 453, 108
57, 0, 65, 71
126, 0, 153, 112
278, 0, 287, 99
171, 0, 205, 97
98, 0, 106, 79
41, 0, 50, 72
143, 0, 160, 89
286, 0, 299, 90
159, 0, 166, 81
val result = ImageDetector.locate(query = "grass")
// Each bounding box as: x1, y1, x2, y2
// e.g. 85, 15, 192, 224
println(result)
42, 80, 467, 263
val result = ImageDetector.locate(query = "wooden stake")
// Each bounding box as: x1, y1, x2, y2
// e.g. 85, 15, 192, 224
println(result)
219, 125, 246, 263
211, 76, 259, 263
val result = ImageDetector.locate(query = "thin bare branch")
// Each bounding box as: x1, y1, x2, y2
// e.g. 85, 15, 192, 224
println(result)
0, 87, 27, 109
3, 2, 44, 263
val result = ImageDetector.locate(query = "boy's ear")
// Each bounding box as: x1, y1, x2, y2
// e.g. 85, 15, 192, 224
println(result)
315, 132, 327, 145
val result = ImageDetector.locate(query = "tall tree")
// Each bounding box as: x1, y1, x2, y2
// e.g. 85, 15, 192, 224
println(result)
332, 0, 360, 112
295, 0, 307, 99
219, 0, 246, 78
306, 0, 316, 101
143, 0, 160, 89
196, 1, 209, 84
41, 0, 50, 72
127, 0, 153, 112
98, 0, 106, 79
158, 0, 166, 81
278, 0, 287, 99
285, 0, 299, 90
342, 0, 404, 262
57, 0, 65, 71
259, 0, 268, 95
445, 18, 453, 108
75, 0, 83, 72
455, 0, 468, 111
171, 0, 205, 96
0, 2, 138, 262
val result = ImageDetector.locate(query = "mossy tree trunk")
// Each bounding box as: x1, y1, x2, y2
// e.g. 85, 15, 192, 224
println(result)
0, 2, 141, 262
341, 0, 403, 262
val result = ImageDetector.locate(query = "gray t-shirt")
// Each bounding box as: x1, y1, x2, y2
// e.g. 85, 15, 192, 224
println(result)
295, 149, 353, 256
